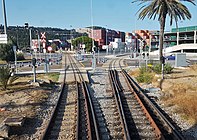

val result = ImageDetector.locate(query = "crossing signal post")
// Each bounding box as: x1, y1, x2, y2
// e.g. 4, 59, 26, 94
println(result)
41, 32, 48, 73
92, 46, 96, 72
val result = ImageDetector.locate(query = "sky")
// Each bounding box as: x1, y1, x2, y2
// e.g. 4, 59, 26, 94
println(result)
0, 0, 196, 32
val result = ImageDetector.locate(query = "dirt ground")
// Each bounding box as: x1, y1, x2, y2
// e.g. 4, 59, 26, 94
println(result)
0, 74, 59, 137
130, 64, 197, 127
159, 66, 197, 124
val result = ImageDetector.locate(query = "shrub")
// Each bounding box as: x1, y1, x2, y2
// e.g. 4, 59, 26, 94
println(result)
152, 63, 161, 74
0, 43, 15, 62
136, 66, 154, 83
136, 72, 153, 83
164, 63, 173, 74
152, 63, 173, 74
17, 52, 25, 61
0, 65, 11, 90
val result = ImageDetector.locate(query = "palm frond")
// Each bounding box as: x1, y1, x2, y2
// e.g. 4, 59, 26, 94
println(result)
134, 0, 195, 25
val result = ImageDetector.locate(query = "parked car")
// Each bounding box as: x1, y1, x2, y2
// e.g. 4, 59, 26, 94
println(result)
165, 54, 175, 60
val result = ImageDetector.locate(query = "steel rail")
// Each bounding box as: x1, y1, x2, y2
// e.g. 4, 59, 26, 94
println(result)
108, 70, 131, 140
122, 69, 184, 140
112, 57, 163, 139
76, 82, 80, 140
40, 53, 67, 140
69, 54, 100, 140
109, 59, 123, 92
122, 69, 163, 139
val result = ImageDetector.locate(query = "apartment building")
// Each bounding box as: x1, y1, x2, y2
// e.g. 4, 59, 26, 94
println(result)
76, 27, 125, 48
151, 26, 197, 53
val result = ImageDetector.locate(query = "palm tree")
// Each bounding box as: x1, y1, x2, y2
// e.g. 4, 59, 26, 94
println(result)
134, 0, 195, 63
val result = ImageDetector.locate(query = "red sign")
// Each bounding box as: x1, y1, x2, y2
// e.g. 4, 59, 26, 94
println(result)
48, 46, 52, 52
41, 32, 46, 49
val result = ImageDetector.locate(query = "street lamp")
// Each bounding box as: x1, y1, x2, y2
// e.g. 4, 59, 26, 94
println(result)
106, 26, 108, 55
25, 23, 33, 59
70, 25, 73, 51
2, 0, 7, 34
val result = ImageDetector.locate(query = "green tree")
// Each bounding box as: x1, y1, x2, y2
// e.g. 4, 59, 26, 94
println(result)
51, 43, 57, 52
134, 0, 195, 63
72, 36, 98, 52
0, 42, 15, 63
0, 65, 11, 90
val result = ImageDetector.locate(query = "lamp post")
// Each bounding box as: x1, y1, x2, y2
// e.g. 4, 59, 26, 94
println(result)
25, 23, 33, 59
106, 26, 108, 55
37, 30, 41, 60
90, 0, 96, 72
2, 0, 7, 34
70, 25, 73, 51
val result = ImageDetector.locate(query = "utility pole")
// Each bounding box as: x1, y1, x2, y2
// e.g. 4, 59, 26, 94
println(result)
90, 0, 96, 72
106, 26, 108, 55
2, 0, 7, 34
25, 23, 33, 59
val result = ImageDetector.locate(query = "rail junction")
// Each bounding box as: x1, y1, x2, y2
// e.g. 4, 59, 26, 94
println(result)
40, 52, 184, 140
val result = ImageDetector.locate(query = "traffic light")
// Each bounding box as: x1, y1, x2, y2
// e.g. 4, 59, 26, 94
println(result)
142, 53, 145, 59
161, 56, 165, 64
24, 23, 29, 29
32, 58, 36, 66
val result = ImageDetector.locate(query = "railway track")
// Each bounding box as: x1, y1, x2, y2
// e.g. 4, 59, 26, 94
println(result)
121, 69, 184, 140
106, 58, 184, 139
41, 53, 99, 140
40, 54, 184, 140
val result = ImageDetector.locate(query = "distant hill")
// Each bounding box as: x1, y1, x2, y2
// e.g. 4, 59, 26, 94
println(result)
0, 25, 87, 50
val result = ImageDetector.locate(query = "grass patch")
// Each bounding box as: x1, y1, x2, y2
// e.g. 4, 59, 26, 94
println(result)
0, 73, 60, 91
46, 72, 60, 82
0, 60, 7, 64
130, 66, 154, 84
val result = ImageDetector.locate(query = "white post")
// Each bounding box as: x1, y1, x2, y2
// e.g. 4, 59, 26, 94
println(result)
139, 46, 142, 67
139, 39, 144, 67
106, 46, 108, 55
14, 52, 17, 73
149, 34, 151, 56
93, 51, 96, 72
37, 31, 41, 60
106, 27, 108, 56
35, 50, 37, 59
13, 46, 17, 73
29, 28, 33, 59
92, 46, 96, 72
98, 48, 100, 63
43, 48, 48, 73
